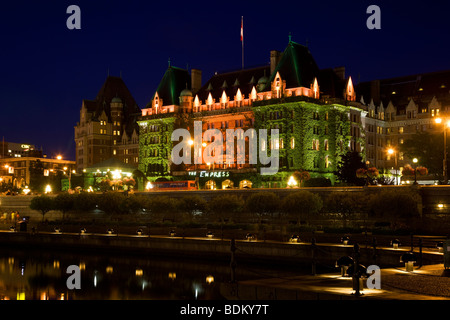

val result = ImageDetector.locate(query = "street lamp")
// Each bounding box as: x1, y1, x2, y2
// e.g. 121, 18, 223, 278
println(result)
412, 158, 418, 185
387, 148, 398, 185
434, 117, 450, 184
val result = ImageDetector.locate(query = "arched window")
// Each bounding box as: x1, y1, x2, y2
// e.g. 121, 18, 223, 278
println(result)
239, 180, 252, 189
222, 179, 234, 189
205, 180, 216, 190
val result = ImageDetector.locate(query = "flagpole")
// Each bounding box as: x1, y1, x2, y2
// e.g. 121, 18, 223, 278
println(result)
241, 16, 244, 69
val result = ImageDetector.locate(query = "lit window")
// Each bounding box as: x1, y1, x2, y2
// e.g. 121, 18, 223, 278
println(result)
290, 137, 295, 149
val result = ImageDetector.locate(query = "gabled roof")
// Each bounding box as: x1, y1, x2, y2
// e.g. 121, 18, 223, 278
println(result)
265, 41, 320, 91
356, 69, 450, 114
148, 66, 191, 107
196, 65, 270, 102
83, 76, 140, 121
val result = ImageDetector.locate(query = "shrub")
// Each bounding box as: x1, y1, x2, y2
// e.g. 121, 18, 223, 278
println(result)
303, 177, 332, 187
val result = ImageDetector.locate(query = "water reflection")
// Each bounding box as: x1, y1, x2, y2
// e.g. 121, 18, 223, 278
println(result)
0, 248, 236, 300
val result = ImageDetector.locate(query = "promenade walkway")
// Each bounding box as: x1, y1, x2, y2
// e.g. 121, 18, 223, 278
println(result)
221, 264, 450, 300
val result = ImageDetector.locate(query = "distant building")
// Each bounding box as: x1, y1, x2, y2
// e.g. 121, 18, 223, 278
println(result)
74, 76, 141, 172
0, 141, 43, 158
0, 156, 75, 189
356, 69, 450, 183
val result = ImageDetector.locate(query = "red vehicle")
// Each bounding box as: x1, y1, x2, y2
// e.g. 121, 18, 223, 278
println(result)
150, 180, 197, 191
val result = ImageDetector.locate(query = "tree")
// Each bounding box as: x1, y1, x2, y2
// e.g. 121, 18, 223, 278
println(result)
147, 196, 180, 222
324, 192, 368, 228
72, 192, 98, 212
356, 167, 379, 185
207, 195, 244, 224
179, 195, 208, 222
30, 195, 54, 221
336, 151, 367, 185
53, 193, 74, 220
281, 191, 323, 225
400, 132, 443, 177
368, 190, 421, 230
293, 170, 310, 187
29, 160, 45, 192
97, 192, 127, 215
118, 194, 144, 214
245, 192, 280, 223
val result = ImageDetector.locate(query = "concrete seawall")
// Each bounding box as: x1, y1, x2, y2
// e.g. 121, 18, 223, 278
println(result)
0, 231, 442, 268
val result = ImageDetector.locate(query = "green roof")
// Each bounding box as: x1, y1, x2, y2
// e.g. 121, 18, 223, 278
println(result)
265, 41, 320, 91
149, 66, 191, 107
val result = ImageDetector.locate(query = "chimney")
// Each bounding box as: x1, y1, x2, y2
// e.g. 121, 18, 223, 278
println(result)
333, 66, 346, 80
270, 50, 282, 75
191, 69, 202, 94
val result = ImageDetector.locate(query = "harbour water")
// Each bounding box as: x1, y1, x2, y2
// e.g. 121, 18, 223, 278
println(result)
0, 247, 309, 300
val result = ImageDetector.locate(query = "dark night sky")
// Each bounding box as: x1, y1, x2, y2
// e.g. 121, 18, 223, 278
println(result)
1, 0, 450, 160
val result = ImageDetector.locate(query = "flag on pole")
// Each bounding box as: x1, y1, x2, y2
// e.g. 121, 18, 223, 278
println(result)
241, 16, 243, 42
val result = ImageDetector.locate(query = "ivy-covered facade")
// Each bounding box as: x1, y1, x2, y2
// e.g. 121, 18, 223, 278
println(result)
252, 98, 355, 187
137, 40, 365, 189
137, 115, 176, 181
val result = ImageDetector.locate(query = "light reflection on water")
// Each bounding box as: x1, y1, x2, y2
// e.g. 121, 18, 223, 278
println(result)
0, 248, 234, 300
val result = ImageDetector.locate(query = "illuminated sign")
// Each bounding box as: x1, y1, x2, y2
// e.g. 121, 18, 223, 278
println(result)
188, 171, 230, 178
21, 144, 31, 149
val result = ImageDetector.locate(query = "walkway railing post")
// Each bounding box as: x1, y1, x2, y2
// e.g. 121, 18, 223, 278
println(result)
230, 238, 236, 283
311, 237, 316, 276
372, 237, 377, 265
419, 238, 423, 267
353, 243, 361, 297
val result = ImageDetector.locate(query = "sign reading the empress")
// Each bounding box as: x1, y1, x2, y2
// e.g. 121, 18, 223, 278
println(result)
171, 121, 279, 175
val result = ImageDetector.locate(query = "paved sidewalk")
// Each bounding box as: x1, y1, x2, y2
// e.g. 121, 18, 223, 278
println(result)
232, 264, 450, 300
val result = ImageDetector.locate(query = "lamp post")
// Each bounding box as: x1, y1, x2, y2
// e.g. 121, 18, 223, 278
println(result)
412, 158, 418, 185
387, 148, 398, 185
434, 117, 450, 184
